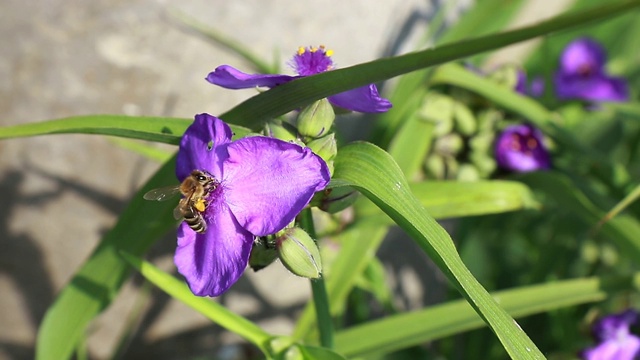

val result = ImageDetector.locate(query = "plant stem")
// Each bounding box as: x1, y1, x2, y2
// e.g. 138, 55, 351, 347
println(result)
299, 208, 334, 349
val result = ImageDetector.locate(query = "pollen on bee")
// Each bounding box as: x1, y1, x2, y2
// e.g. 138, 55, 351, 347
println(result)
194, 198, 207, 212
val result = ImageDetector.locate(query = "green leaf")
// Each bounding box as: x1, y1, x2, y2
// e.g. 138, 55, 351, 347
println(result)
218, 1, 640, 129
356, 180, 538, 221
298, 345, 347, 360
120, 252, 271, 353
0, 115, 193, 144
332, 142, 544, 359
522, 171, 640, 262
334, 274, 640, 357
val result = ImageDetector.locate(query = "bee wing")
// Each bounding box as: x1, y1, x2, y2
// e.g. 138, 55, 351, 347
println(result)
143, 186, 181, 201
173, 205, 184, 220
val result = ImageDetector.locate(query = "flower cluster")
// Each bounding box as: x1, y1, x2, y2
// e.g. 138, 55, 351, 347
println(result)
492, 37, 631, 173
581, 310, 640, 360
207, 45, 392, 113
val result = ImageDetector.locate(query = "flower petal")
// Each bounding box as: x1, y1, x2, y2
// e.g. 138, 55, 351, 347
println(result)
495, 124, 550, 172
582, 337, 640, 360
554, 73, 629, 102
559, 37, 607, 75
206, 65, 298, 89
223, 137, 330, 236
328, 84, 392, 113
176, 113, 232, 180
174, 203, 253, 297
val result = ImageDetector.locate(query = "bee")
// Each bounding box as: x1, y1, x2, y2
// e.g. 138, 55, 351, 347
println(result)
143, 170, 219, 233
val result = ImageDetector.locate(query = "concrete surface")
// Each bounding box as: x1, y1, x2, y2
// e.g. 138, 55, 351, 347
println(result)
0, 0, 565, 359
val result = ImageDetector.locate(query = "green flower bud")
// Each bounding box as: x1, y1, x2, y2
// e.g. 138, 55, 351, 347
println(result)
311, 186, 359, 213
489, 64, 519, 89
434, 133, 464, 157
277, 228, 322, 279
424, 154, 445, 179
248, 237, 278, 272
306, 133, 337, 162
297, 98, 335, 139
264, 120, 299, 142
456, 164, 480, 181
418, 92, 454, 137
453, 101, 477, 136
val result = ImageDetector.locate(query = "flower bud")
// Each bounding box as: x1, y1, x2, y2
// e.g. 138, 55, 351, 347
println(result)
249, 237, 278, 272
306, 133, 337, 162
297, 98, 335, 139
264, 120, 299, 142
453, 101, 477, 136
311, 186, 359, 213
277, 228, 322, 279
434, 133, 464, 157
418, 92, 454, 137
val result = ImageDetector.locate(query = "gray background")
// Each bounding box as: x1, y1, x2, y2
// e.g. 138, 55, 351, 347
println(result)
0, 1, 567, 359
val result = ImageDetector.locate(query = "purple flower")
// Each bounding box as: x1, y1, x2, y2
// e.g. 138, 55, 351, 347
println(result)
206, 45, 392, 113
495, 124, 550, 172
516, 70, 544, 97
582, 310, 640, 360
175, 113, 330, 296
554, 38, 629, 102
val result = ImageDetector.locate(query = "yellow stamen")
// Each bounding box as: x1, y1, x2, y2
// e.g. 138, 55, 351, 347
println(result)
310, 47, 318, 53
297, 47, 306, 55
326, 49, 334, 56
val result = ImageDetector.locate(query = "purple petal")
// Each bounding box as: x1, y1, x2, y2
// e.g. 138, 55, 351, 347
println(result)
582, 336, 640, 360
515, 70, 528, 95
328, 84, 392, 113
206, 65, 298, 89
554, 73, 629, 102
174, 203, 254, 297
559, 37, 607, 75
176, 113, 232, 180
495, 124, 550, 172
529, 76, 545, 97
223, 137, 330, 236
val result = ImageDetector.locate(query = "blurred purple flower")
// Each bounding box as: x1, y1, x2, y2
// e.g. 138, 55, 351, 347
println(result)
582, 310, 640, 360
516, 70, 544, 97
554, 37, 629, 102
175, 113, 330, 296
206, 45, 392, 113
495, 124, 550, 172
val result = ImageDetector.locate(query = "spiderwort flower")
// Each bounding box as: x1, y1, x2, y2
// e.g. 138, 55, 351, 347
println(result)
206, 45, 392, 113
495, 124, 550, 172
582, 310, 640, 360
554, 38, 629, 102
175, 113, 330, 296
515, 70, 544, 97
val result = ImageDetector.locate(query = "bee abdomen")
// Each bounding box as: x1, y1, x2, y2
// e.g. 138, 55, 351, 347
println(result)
183, 211, 207, 233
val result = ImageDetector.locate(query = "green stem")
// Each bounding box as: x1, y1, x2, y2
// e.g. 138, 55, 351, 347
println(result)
299, 209, 335, 349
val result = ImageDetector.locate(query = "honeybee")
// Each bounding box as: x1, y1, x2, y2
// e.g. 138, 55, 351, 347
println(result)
144, 170, 219, 233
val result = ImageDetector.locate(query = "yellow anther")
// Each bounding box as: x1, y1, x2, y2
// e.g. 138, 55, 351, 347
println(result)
297, 47, 306, 55
326, 49, 334, 57
310, 47, 318, 53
